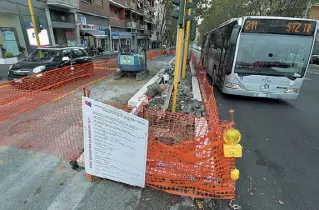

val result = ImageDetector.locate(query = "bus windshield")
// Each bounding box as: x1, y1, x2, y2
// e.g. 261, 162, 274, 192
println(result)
235, 33, 313, 78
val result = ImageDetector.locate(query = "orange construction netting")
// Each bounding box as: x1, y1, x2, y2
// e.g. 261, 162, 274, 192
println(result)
0, 49, 236, 199
141, 52, 235, 199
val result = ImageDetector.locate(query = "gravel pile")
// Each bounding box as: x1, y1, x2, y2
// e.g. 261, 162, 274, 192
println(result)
173, 66, 206, 117
146, 64, 206, 118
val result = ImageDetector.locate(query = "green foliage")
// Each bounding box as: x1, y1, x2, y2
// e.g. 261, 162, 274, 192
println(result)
165, 18, 178, 46
4, 52, 14, 58
198, 0, 310, 45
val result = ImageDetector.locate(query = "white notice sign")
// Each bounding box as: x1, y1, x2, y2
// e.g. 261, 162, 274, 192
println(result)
82, 97, 149, 187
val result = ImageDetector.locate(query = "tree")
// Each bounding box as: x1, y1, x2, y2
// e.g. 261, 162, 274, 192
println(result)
197, 0, 310, 44
154, 0, 174, 45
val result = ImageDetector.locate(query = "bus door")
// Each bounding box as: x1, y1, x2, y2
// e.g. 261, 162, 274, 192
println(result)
217, 28, 229, 87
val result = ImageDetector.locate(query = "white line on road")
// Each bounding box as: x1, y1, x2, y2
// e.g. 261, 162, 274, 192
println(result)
308, 70, 319, 75
305, 77, 311, 80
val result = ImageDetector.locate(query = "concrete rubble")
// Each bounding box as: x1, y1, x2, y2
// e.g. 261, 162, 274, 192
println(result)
146, 63, 205, 118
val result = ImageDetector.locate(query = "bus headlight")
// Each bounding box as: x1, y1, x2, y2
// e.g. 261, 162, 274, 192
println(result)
225, 83, 242, 89
285, 88, 298, 93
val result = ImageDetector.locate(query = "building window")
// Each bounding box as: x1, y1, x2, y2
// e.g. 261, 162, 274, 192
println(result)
81, 0, 92, 3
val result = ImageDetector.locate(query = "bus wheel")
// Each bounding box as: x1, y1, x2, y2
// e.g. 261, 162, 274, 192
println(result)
212, 70, 217, 86
206, 73, 213, 86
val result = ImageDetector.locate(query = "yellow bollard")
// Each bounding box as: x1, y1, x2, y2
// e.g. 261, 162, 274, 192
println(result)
231, 168, 240, 181
223, 128, 242, 158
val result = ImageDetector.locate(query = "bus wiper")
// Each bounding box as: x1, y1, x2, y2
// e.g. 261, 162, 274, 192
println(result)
253, 61, 291, 68
235, 62, 252, 68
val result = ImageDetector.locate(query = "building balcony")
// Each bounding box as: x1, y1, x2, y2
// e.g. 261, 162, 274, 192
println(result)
110, 18, 128, 28
144, 30, 151, 35
47, 0, 79, 9
125, 1, 137, 10
137, 23, 144, 29
127, 22, 137, 29
110, 0, 126, 7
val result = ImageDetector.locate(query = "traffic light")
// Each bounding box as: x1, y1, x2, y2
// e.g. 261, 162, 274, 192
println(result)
188, 0, 199, 41
172, 0, 186, 26
190, 20, 196, 41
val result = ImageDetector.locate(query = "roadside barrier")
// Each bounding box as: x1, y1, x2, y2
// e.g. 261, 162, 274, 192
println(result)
0, 50, 242, 199
0, 49, 164, 122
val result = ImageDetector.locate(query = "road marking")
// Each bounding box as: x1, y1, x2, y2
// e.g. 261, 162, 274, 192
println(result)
305, 77, 311, 80
168, 56, 176, 65
52, 71, 116, 102
308, 70, 319, 75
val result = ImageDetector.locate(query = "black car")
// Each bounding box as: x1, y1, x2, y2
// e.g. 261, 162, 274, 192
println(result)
8, 47, 94, 89
311, 54, 319, 65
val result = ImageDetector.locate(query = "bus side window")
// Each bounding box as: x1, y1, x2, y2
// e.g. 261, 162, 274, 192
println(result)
225, 23, 238, 75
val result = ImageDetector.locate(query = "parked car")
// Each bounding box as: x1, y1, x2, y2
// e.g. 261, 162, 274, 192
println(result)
7, 47, 94, 89
311, 54, 319, 65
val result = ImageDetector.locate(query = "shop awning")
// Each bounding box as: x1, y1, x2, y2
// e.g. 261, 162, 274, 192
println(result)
112, 32, 132, 39
137, 35, 149, 39
81, 30, 108, 37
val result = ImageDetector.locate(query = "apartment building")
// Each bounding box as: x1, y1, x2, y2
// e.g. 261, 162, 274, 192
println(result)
77, 0, 110, 51
109, 0, 155, 51
0, 0, 158, 59
0, 0, 49, 57
46, 0, 110, 51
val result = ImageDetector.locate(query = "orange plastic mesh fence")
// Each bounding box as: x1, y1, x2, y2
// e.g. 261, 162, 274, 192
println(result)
0, 60, 116, 123
0, 49, 166, 122
0, 50, 239, 199
0, 95, 83, 159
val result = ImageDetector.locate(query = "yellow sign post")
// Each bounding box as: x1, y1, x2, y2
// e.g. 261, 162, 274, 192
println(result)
27, 0, 41, 48
171, 0, 187, 113
181, 0, 192, 80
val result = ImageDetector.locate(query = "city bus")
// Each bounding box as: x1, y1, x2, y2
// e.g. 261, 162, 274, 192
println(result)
200, 16, 317, 99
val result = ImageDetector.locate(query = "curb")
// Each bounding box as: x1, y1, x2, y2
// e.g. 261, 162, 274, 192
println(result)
189, 61, 202, 102
128, 56, 176, 112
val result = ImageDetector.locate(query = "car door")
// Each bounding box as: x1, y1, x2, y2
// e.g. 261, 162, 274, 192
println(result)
71, 48, 93, 76
71, 48, 91, 64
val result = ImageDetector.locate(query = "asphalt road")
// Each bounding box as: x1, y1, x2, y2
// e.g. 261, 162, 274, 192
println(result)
215, 68, 319, 209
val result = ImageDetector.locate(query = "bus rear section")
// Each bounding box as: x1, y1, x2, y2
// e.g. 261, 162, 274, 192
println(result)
208, 17, 317, 99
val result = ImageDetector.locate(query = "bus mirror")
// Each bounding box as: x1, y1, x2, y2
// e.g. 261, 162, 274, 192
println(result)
230, 25, 241, 44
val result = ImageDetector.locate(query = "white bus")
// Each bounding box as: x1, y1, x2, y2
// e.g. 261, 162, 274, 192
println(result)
201, 16, 317, 99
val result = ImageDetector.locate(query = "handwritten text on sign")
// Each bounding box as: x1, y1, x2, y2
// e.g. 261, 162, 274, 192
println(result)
82, 97, 149, 187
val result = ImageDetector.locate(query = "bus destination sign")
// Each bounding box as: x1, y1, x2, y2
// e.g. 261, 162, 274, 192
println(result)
242, 19, 316, 36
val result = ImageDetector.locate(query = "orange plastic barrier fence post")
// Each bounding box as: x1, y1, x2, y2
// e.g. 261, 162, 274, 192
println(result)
147, 52, 153, 61
86, 173, 94, 182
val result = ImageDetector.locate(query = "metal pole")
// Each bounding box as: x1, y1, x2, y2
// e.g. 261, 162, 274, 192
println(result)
27, 0, 41, 48
181, 0, 192, 80
172, 27, 184, 112
172, 0, 186, 112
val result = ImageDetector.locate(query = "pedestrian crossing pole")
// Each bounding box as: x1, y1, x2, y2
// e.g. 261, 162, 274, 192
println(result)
172, 0, 186, 112
27, 0, 41, 48
181, 0, 192, 80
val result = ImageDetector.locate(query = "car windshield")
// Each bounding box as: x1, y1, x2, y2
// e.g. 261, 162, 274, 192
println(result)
26, 49, 58, 62
235, 33, 314, 77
